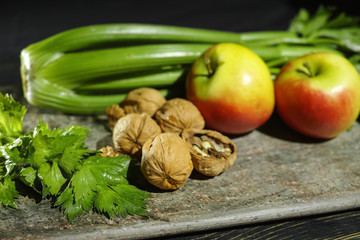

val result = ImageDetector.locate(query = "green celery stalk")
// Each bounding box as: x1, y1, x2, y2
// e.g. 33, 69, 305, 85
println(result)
26, 24, 297, 53
76, 69, 186, 93
37, 44, 211, 89
24, 77, 172, 114
20, 7, 360, 114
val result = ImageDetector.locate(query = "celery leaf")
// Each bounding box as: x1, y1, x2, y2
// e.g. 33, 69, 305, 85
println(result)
289, 6, 360, 38
0, 93, 27, 145
55, 154, 150, 222
0, 176, 19, 208
37, 161, 67, 196
18, 166, 37, 188
32, 120, 90, 170
31, 120, 92, 196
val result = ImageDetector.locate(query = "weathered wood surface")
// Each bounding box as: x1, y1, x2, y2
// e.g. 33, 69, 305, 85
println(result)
1, 85, 360, 239
158, 209, 360, 240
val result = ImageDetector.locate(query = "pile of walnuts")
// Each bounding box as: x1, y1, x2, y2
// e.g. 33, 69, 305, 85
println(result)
102, 88, 237, 190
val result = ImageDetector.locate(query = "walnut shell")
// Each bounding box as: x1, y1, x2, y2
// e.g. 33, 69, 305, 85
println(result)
106, 104, 126, 129
113, 113, 161, 158
154, 98, 205, 134
181, 129, 237, 176
121, 88, 166, 117
140, 132, 193, 190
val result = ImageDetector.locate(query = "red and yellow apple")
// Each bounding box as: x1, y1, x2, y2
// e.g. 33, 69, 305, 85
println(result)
186, 43, 275, 135
274, 52, 360, 139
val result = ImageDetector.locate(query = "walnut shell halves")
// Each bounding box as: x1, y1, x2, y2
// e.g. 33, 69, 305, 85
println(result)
181, 129, 237, 176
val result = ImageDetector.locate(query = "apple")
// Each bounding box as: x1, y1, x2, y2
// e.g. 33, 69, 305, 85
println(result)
185, 43, 275, 135
274, 52, 360, 139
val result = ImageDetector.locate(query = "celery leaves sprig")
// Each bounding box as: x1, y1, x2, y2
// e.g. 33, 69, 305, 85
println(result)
0, 93, 26, 145
55, 153, 149, 222
0, 93, 150, 222
288, 6, 360, 53
287, 6, 360, 72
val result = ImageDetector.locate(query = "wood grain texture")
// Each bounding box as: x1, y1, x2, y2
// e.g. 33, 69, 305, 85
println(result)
158, 209, 360, 240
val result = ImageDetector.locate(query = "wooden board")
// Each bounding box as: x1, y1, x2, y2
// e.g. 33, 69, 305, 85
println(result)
1, 85, 360, 239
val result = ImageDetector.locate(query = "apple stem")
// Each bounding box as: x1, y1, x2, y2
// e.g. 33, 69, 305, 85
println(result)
204, 58, 214, 76
296, 62, 314, 77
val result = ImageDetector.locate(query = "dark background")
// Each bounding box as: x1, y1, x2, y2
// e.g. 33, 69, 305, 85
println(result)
1, 0, 359, 239
0, 0, 356, 86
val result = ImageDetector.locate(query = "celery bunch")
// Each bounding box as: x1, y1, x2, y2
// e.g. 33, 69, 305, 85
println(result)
20, 6, 360, 114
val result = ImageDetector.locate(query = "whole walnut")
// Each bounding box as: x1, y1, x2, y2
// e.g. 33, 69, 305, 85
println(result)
154, 98, 205, 134
181, 129, 237, 176
141, 132, 193, 190
113, 113, 161, 159
121, 88, 166, 117
106, 104, 126, 129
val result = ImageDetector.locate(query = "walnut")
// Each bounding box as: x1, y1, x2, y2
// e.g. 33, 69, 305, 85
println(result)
140, 132, 193, 190
112, 113, 161, 159
181, 129, 237, 176
99, 146, 119, 157
106, 104, 125, 130
120, 87, 166, 117
154, 98, 205, 134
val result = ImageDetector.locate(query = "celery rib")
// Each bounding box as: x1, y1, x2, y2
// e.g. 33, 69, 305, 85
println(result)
38, 44, 210, 89
25, 78, 170, 114
28, 24, 297, 54
75, 69, 186, 93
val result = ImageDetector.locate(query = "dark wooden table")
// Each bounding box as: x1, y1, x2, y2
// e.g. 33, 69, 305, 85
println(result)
158, 209, 360, 239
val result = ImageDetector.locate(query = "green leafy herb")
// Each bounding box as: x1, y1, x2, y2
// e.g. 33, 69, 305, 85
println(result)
288, 6, 360, 54
0, 176, 19, 208
55, 154, 149, 222
288, 6, 360, 37
0, 93, 26, 145
0, 93, 150, 222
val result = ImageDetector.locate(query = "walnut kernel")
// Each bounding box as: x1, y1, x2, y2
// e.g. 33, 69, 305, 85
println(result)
181, 129, 237, 176
99, 146, 119, 157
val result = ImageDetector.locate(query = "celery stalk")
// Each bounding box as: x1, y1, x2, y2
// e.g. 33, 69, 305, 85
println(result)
76, 69, 186, 93
37, 44, 211, 89
20, 7, 360, 114
24, 77, 172, 114
26, 24, 297, 53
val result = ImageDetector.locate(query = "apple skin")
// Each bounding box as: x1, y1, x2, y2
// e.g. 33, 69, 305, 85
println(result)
186, 43, 275, 134
274, 52, 360, 139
